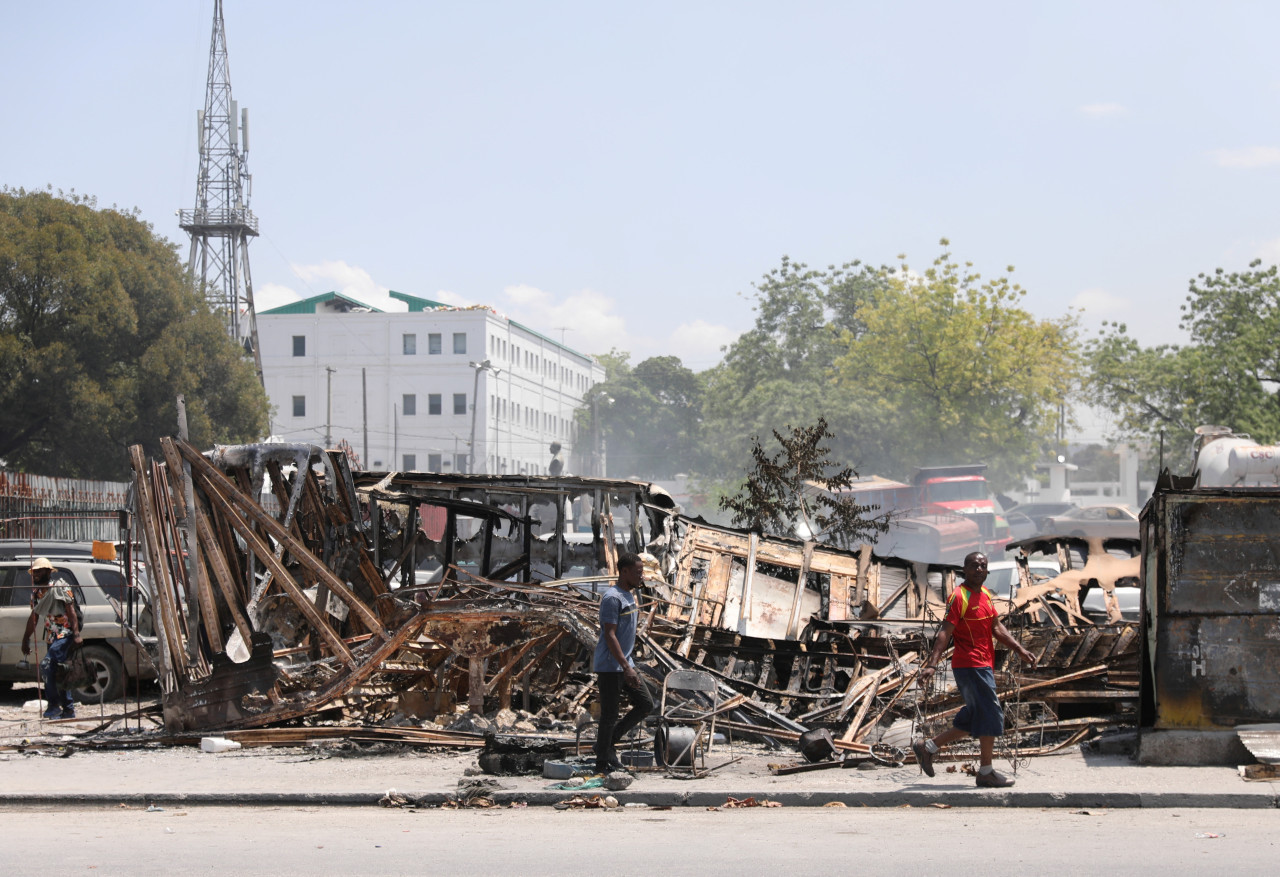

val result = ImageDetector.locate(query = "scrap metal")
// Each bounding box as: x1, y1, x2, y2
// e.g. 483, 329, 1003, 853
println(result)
118, 439, 1138, 764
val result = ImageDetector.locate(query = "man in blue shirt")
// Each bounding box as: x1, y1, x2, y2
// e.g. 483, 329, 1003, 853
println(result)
592, 551, 655, 773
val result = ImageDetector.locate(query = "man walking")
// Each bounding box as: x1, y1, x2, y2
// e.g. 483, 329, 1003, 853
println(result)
21, 557, 82, 719
592, 551, 655, 774
913, 551, 1037, 788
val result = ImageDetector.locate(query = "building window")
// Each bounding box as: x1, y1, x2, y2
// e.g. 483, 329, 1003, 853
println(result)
428, 453, 442, 472
292, 395, 305, 417
403, 333, 416, 355
455, 453, 468, 474
428, 394, 442, 415
428, 333, 442, 355
453, 332, 467, 354
403, 454, 416, 471
292, 336, 306, 357
453, 393, 467, 415
403, 394, 416, 416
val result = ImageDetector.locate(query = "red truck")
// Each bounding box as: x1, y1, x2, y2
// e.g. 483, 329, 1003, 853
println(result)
839, 466, 1009, 565
910, 465, 1011, 556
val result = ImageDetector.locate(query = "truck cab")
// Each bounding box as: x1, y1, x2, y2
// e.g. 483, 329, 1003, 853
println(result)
911, 465, 1010, 556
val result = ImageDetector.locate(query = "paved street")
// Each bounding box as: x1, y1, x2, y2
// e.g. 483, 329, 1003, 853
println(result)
2, 804, 1274, 876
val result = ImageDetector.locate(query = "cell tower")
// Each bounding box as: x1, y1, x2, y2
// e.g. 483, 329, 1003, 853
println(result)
179, 0, 263, 382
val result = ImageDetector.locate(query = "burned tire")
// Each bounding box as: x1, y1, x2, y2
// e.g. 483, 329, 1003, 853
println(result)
72, 644, 125, 703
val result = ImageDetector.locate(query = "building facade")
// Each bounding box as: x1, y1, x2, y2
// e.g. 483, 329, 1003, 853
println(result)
257, 292, 604, 475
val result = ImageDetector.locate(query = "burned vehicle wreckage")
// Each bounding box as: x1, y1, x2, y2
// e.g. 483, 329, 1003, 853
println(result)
114, 439, 1138, 769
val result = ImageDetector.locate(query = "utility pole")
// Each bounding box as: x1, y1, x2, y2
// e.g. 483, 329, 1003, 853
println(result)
179, 0, 263, 384
468, 360, 500, 474
325, 366, 335, 448
362, 368, 368, 467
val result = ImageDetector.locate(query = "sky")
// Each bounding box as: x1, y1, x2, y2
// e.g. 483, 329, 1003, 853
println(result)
5, 1, 1280, 441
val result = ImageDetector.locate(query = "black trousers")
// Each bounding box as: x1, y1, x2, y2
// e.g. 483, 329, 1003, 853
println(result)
595, 671, 655, 765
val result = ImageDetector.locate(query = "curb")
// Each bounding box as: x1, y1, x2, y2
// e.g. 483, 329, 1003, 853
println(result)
2, 789, 1276, 809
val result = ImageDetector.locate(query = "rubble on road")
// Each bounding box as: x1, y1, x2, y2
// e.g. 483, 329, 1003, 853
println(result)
50, 439, 1141, 771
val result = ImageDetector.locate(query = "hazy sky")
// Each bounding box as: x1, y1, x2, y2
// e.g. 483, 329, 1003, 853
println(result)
6, 1, 1280, 438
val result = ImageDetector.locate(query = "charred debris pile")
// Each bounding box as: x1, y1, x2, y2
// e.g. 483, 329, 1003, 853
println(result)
95, 440, 1138, 767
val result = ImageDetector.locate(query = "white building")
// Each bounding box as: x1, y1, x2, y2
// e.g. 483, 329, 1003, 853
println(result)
257, 291, 605, 475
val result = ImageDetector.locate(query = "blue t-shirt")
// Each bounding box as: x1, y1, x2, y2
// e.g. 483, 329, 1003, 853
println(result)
592, 585, 638, 673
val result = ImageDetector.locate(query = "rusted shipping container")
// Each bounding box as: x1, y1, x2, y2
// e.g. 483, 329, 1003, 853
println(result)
1139, 481, 1280, 763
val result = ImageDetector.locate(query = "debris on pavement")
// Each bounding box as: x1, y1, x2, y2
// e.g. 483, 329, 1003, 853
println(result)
33, 438, 1143, 779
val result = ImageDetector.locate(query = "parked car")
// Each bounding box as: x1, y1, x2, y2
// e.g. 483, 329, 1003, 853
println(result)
0, 547, 155, 702
1005, 502, 1077, 531
1043, 504, 1139, 540
1004, 511, 1038, 543
985, 558, 1062, 600
1081, 584, 1141, 623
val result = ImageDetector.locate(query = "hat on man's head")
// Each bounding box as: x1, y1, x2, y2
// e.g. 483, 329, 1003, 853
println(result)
29, 557, 54, 572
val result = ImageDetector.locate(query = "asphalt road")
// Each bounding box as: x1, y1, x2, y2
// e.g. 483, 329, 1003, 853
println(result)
3, 804, 1274, 876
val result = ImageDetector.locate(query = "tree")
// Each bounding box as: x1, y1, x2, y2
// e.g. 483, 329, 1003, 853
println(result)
0, 188, 269, 479
833, 242, 1079, 488
579, 352, 706, 479
701, 256, 895, 480
718, 417, 886, 549
1086, 261, 1280, 453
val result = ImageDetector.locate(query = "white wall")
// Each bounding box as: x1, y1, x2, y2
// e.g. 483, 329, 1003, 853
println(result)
258, 306, 603, 474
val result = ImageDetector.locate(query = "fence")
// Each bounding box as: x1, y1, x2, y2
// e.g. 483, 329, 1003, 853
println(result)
0, 469, 130, 542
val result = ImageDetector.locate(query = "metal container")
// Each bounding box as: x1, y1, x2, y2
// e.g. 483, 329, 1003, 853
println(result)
655, 725, 700, 766
1140, 484, 1280, 762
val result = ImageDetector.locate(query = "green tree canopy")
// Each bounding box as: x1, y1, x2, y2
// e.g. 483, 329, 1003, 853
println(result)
0, 188, 269, 479
580, 351, 706, 479
834, 243, 1079, 487
701, 257, 896, 479
1085, 260, 1280, 454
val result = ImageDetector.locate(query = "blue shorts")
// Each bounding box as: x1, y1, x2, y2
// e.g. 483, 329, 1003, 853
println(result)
952, 666, 1004, 738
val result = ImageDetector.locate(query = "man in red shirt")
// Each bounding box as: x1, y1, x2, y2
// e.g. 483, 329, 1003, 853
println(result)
913, 552, 1037, 788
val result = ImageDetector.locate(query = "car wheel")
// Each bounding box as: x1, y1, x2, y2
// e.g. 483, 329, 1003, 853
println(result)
72, 644, 126, 703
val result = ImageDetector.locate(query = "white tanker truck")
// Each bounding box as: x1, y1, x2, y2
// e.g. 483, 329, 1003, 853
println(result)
1193, 425, 1280, 487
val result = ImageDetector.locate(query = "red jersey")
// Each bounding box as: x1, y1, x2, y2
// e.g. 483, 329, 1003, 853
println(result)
944, 583, 997, 668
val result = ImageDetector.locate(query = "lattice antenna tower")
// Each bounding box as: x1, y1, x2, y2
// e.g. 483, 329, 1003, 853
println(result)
179, 0, 263, 383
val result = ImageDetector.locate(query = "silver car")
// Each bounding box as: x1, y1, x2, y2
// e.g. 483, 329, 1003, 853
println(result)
0, 551, 155, 702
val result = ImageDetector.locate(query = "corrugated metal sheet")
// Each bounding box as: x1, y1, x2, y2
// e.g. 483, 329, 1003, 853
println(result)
1143, 487, 1280, 731
0, 469, 129, 542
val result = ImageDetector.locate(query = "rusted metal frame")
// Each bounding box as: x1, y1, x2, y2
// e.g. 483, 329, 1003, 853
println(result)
875, 578, 912, 618
150, 459, 194, 648
676, 553, 721, 657
239, 465, 324, 624
786, 541, 817, 638
598, 490, 617, 575
189, 509, 252, 645
153, 458, 200, 657
265, 460, 313, 549
326, 448, 368, 537
698, 552, 733, 627
520, 494, 533, 582
739, 533, 758, 629
665, 543, 701, 620
316, 462, 388, 602
232, 614, 428, 729
484, 633, 554, 696
641, 633, 810, 735
160, 438, 224, 656
850, 543, 872, 615
924, 665, 1110, 720
853, 660, 921, 743
179, 440, 384, 636
203, 482, 249, 604
839, 664, 894, 742
158, 440, 207, 662
128, 446, 187, 683
186, 461, 359, 667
